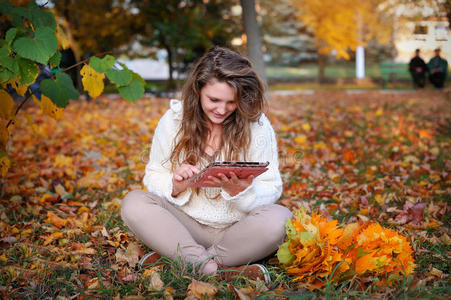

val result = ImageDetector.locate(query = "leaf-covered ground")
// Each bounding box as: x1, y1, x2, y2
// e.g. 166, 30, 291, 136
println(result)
0, 90, 449, 299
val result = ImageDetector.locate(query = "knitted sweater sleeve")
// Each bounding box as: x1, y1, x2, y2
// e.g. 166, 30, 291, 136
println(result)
220, 114, 283, 212
142, 100, 192, 206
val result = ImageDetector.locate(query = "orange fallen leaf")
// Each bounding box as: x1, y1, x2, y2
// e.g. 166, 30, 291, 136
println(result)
44, 211, 67, 228
418, 129, 431, 139
343, 150, 355, 164
43, 232, 63, 246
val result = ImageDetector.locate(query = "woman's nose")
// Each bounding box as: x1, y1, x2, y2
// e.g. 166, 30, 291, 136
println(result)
217, 104, 226, 114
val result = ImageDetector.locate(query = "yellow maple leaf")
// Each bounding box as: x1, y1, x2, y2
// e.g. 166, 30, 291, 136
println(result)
0, 123, 9, 149
6, 79, 28, 97
0, 155, 11, 177
295, 134, 307, 145
302, 122, 311, 132
313, 142, 327, 150
0, 90, 14, 120
54, 154, 73, 168
80, 64, 105, 98
40, 95, 64, 120
374, 194, 385, 206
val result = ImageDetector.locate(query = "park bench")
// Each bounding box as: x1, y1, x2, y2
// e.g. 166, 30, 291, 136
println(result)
380, 62, 409, 88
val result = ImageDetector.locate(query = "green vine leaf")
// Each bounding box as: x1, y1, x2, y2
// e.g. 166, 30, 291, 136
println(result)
12, 2, 56, 32
0, 46, 19, 76
118, 79, 144, 102
17, 57, 39, 85
12, 27, 57, 65
5, 28, 17, 46
106, 68, 132, 86
0, 1, 13, 15
49, 51, 62, 69
0, 67, 14, 83
41, 72, 79, 108
89, 55, 115, 73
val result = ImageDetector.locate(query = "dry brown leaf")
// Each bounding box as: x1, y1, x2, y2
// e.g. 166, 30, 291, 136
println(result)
186, 279, 218, 299
147, 271, 164, 291
439, 233, 451, 246
54, 184, 68, 196
233, 286, 251, 300
115, 242, 144, 267
73, 247, 96, 255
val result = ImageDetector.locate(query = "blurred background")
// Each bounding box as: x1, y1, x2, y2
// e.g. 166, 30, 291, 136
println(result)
2, 0, 450, 93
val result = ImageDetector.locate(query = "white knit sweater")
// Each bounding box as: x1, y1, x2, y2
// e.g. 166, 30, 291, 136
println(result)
142, 99, 283, 228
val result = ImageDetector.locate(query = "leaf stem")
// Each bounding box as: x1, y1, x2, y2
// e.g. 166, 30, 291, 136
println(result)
62, 51, 112, 73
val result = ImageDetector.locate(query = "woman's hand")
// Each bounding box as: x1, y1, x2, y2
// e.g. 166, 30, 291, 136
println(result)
172, 164, 201, 197
207, 172, 254, 196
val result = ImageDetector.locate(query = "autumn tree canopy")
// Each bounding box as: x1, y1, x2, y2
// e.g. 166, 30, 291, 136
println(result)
291, 0, 394, 80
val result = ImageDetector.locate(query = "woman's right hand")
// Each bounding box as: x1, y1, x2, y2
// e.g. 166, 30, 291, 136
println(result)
171, 164, 201, 197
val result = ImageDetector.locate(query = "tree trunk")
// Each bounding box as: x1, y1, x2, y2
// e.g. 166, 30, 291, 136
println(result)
164, 44, 175, 91
239, 0, 267, 85
60, 0, 83, 91
318, 53, 326, 83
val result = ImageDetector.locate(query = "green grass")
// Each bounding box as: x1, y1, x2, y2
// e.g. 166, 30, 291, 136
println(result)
266, 63, 391, 80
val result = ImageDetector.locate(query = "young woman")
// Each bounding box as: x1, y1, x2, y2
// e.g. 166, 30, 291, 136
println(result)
121, 46, 292, 282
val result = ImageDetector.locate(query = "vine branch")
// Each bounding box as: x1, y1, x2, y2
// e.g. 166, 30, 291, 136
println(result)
62, 51, 112, 72
6, 87, 39, 129
5, 50, 113, 129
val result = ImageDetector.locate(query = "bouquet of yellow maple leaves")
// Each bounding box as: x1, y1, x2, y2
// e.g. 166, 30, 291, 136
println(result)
277, 210, 416, 289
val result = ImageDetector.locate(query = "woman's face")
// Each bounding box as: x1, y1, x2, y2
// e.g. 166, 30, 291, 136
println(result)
200, 80, 237, 126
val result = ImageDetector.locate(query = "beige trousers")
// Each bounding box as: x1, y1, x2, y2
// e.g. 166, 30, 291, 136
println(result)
121, 190, 292, 273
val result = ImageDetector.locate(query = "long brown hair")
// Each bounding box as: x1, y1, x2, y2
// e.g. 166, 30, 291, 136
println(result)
170, 46, 266, 170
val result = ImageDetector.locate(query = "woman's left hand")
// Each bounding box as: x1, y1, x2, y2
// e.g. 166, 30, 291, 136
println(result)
207, 172, 254, 196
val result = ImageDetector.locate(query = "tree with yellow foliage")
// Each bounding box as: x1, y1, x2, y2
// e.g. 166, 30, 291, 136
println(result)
291, 0, 393, 82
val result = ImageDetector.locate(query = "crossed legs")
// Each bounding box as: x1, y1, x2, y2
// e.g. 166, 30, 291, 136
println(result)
121, 190, 292, 275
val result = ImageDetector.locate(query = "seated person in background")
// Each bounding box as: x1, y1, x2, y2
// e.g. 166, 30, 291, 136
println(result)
408, 49, 427, 88
428, 48, 448, 89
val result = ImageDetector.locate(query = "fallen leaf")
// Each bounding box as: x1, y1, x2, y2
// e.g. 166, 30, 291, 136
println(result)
427, 267, 443, 277
233, 286, 251, 300
115, 242, 144, 267
44, 211, 67, 228
147, 271, 164, 291
410, 203, 426, 223
54, 184, 68, 196
43, 232, 63, 246
439, 233, 451, 246
186, 279, 218, 299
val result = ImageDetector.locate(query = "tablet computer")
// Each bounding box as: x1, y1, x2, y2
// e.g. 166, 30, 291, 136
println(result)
189, 161, 269, 188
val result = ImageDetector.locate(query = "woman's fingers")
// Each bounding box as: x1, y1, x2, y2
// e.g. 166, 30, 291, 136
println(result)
174, 164, 201, 181
228, 172, 239, 182
174, 174, 184, 181
208, 175, 222, 184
